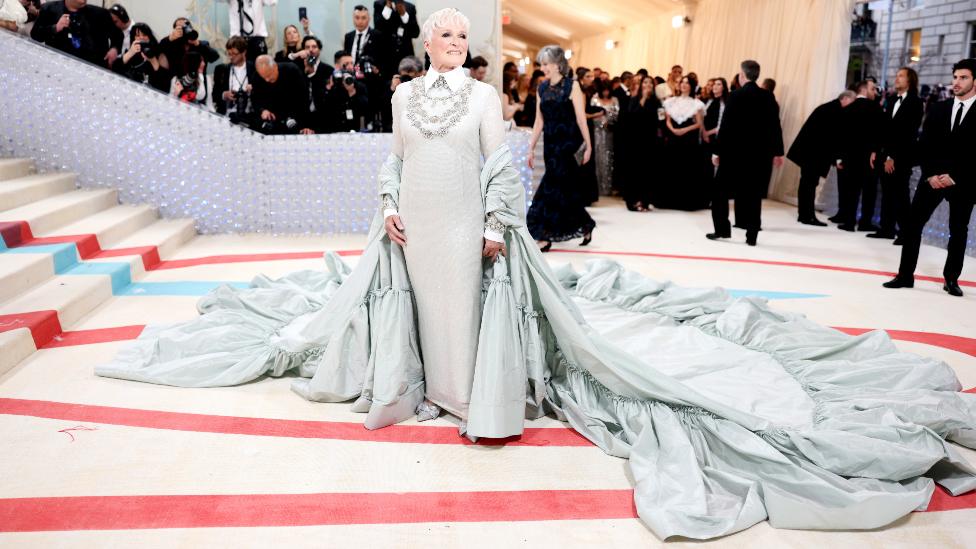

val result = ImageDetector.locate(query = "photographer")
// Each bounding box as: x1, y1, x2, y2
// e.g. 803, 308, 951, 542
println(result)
214, 35, 257, 126
252, 54, 312, 135
111, 22, 171, 92
327, 50, 369, 133
293, 35, 334, 134
381, 55, 422, 131
220, 0, 277, 60
31, 0, 123, 68
171, 51, 213, 111
159, 17, 218, 78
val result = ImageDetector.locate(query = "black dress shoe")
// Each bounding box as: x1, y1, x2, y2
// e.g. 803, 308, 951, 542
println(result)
882, 277, 914, 289
538, 241, 552, 253
943, 280, 964, 297
857, 224, 880, 232
828, 214, 841, 223
706, 232, 731, 240
893, 237, 904, 246
745, 236, 757, 246
837, 224, 856, 232
798, 217, 828, 226
866, 231, 896, 239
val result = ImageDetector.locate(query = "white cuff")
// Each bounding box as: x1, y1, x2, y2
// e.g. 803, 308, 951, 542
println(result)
400, 12, 410, 23
382, 6, 393, 19
484, 229, 504, 243
383, 209, 399, 218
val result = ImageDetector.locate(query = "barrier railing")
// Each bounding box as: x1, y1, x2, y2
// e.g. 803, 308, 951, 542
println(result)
0, 31, 534, 235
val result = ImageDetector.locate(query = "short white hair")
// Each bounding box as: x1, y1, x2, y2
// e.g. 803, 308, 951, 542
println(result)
421, 8, 470, 42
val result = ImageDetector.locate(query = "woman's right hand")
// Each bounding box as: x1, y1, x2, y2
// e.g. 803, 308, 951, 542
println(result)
385, 215, 406, 246
123, 42, 141, 63
527, 153, 535, 170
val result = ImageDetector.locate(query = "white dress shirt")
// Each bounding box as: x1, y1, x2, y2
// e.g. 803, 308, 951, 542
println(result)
223, 0, 277, 38
890, 92, 906, 118
351, 29, 369, 62
951, 94, 976, 131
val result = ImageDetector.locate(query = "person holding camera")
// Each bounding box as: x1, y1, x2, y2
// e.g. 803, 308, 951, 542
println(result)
107, 4, 133, 54
379, 55, 423, 131
292, 35, 334, 134
373, 0, 418, 71
111, 22, 171, 92
214, 35, 257, 126
159, 17, 218, 79
344, 4, 391, 77
220, 0, 276, 61
171, 51, 213, 111
31, 0, 123, 68
252, 54, 313, 135
326, 50, 369, 133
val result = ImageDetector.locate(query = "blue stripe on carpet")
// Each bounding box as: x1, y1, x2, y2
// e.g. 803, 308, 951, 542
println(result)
727, 289, 827, 300
1, 243, 79, 273
117, 281, 250, 296
63, 261, 132, 294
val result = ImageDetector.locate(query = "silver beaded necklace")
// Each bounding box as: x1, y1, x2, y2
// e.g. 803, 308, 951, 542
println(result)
405, 75, 474, 139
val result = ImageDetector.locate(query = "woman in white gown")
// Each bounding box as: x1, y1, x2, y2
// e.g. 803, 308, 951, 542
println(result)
97, 8, 976, 541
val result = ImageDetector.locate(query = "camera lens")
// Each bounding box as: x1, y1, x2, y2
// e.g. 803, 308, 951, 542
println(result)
344, 75, 354, 86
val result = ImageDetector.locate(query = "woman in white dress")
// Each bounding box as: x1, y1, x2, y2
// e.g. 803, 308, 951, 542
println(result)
658, 74, 710, 210
96, 9, 976, 541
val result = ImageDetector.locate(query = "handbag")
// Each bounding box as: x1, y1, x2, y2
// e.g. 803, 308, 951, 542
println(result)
574, 142, 587, 166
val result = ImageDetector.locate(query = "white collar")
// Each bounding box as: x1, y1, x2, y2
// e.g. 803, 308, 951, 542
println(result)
954, 94, 976, 109
424, 66, 466, 92
355, 28, 369, 36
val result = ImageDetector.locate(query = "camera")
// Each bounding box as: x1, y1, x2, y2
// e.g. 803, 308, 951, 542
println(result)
182, 22, 199, 41
307, 55, 318, 66
398, 74, 413, 83
136, 41, 158, 58
333, 71, 355, 86
260, 117, 298, 134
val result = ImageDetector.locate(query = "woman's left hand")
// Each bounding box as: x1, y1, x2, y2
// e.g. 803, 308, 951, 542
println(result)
483, 238, 505, 261
582, 144, 592, 165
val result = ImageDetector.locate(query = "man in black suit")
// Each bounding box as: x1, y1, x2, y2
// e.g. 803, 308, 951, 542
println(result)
708, 60, 784, 246
31, 0, 122, 68
295, 36, 335, 134
344, 4, 391, 77
832, 79, 886, 231
612, 71, 633, 105
213, 36, 257, 124
373, 0, 419, 71
159, 17, 219, 78
787, 90, 856, 225
252, 55, 312, 135
868, 67, 924, 241
884, 59, 976, 297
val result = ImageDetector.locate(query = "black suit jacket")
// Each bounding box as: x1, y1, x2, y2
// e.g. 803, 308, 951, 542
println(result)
344, 28, 392, 77
787, 99, 843, 177
373, 0, 419, 63
881, 93, 923, 167
213, 61, 258, 116
717, 81, 784, 195
251, 61, 310, 127
31, 2, 122, 66
159, 37, 220, 77
918, 99, 975, 202
837, 97, 884, 164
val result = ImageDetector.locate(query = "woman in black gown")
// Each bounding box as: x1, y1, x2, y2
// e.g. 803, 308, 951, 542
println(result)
526, 45, 596, 251
657, 75, 710, 210
619, 75, 661, 211
577, 66, 603, 206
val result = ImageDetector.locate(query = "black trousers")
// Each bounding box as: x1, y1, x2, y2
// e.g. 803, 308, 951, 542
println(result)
878, 163, 913, 235
797, 167, 821, 220
836, 157, 876, 227
897, 183, 974, 282
710, 167, 731, 235
735, 195, 762, 239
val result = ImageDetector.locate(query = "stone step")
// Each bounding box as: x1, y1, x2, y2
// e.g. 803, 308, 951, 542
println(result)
0, 328, 35, 379
0, 158, 34, 182
0, 172, 77, 213
0, 189, 118, 239
0, 274, 113, 339
0, 252, 55, 304
39, 204, 158, 251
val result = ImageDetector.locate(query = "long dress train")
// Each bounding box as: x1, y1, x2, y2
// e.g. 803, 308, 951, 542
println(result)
96, 80, 976, 541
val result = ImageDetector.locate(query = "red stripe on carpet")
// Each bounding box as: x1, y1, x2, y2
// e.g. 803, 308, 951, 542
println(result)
0, 311, 62, 348
44, 325, 145, 348
0, 398, 592, 447
0, 220, 33, 247
91, 246, 161, 270
832, 327, 976, 358
0, 489, 637, 532
926, 486, 976, 512
153, 250, 362, 270
148, 247, 976, 287
19, 234, 100, 259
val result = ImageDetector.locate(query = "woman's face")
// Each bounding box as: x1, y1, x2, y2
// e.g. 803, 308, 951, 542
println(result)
540, 61, 558, 79
680, 77, 692, 96
580, 71, 594, 87
285, 26, 300, 47
712, 80, 724, 98
641, 77, 654, 96
133, 29, 149, 43
425, 25, 468, 69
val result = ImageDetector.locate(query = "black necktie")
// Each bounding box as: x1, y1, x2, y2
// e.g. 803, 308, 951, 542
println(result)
952, 102, 964, 131
354, 33, 363, 63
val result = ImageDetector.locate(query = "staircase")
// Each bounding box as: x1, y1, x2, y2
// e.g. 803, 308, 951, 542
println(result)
0, 158, 197, 375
